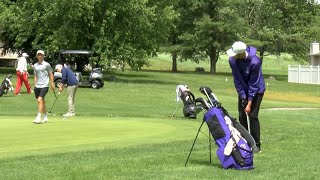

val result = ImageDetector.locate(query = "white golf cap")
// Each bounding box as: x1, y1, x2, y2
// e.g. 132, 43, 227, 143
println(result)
55, 64, 63, 70
22, 53, 29, 57
36, 50, 45, 55
226, 41, 247, 57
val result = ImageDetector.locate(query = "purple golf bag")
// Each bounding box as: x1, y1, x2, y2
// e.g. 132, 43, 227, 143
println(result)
185, 86, 255, 170
204, 106, 254, 170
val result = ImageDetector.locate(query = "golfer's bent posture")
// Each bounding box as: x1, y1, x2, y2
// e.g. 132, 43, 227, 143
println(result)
33, 50, 55, 124
55, 64, 79, 116
227, 41, 265, 153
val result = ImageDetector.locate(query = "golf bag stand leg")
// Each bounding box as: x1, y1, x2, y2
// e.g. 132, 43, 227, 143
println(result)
171, 102, 180, 120
209, 129, 212, 163
185, 120, 206, 167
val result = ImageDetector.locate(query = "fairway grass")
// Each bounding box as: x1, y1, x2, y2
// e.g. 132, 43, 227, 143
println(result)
0, 116, 198, 159
0, 56, 319, 179
0, 109, 319, 179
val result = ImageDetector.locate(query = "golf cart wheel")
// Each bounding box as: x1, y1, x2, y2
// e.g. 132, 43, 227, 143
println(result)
91, 80, 101, 89
55, 79, 63, 88
0, 89, 3, 97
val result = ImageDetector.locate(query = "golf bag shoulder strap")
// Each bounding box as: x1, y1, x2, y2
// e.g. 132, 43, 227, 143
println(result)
220, 106, 256, 148
188, 92, 195, 102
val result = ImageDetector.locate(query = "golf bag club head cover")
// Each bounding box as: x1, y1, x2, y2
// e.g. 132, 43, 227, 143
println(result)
199, 86, 212, 94
195, 97, 211, 110
199, 86, 220, 107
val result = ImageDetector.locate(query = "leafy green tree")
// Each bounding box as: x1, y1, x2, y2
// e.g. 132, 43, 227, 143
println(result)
0, 0, 175, 70
234, 0, 320, 61
166, 0, 246, 73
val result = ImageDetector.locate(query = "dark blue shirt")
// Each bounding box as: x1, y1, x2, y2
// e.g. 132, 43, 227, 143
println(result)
61, 67, 79, 86
229, 46, 265, 101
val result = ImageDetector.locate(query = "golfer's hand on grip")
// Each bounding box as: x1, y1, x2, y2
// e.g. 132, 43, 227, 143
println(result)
241, 98, 248, 108
245, 101, 252, 114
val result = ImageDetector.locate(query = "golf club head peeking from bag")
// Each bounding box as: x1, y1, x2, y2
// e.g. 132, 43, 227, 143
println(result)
195, 97, 211, 111
199, 86, 220, 107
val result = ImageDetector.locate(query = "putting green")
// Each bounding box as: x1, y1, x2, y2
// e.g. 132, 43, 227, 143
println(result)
0, 116, 199, 159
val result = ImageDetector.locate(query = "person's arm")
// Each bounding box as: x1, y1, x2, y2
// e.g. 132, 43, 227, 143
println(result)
47, 64, 55, 91
248, 58, 262, 101
49, 71, 55, 90
34, 75, 37, 87
229, 59, 246, 99
34, 68, 37, 87
245, 57, 263, 114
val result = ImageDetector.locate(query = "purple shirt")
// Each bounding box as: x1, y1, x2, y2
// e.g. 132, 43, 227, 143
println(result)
229, 46, 265, 101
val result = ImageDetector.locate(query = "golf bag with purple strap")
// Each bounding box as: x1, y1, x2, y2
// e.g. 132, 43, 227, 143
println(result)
200, 87, 255, 170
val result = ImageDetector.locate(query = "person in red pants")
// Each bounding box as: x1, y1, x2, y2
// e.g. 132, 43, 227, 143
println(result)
14, 53, 32, 95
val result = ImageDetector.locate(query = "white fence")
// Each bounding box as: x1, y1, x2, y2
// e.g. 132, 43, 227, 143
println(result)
288, 65, 320, 85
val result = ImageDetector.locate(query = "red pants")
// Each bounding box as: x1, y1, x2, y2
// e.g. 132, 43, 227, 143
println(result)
14, 71, 32, 95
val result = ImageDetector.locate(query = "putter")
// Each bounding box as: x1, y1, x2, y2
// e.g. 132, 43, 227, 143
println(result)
246, 113, 251, 134
48, 91, 60, 113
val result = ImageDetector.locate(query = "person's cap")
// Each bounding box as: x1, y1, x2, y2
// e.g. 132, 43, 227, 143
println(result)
22, 53, 29, 57
226, 41, 247, 57
36, 50, 45, 55
55, 64, 62, 70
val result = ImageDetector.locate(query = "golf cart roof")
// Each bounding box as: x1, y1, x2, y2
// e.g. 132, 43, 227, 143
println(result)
59, 50, 93, 55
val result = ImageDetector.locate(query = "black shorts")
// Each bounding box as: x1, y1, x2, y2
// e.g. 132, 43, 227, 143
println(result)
34, 87, 49, 99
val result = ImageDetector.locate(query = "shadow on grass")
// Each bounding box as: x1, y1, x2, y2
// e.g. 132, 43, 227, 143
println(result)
114, 78, 177, 85
140, 69, 232, 77
187, 159, 223, 169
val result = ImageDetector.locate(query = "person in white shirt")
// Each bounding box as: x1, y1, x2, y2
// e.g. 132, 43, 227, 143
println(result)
33, 50, 55, 124
14, 53, 32, 95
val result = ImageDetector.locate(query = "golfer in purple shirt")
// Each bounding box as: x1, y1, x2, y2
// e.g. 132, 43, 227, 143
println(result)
227, 41, 265, 153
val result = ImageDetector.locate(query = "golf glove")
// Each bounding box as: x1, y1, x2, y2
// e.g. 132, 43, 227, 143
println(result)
241, 98, 248, 108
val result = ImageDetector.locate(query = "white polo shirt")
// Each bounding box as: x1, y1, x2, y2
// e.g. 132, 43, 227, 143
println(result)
16, 57, 28, 73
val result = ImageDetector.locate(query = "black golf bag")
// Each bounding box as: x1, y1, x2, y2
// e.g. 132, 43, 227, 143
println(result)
187, 86, 256, 170
176, 84, 204, 119
0, 74, 14, 97
180, 91, 197, 119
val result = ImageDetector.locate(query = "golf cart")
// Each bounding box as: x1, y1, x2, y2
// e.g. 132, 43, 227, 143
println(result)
54, 50, 104, 89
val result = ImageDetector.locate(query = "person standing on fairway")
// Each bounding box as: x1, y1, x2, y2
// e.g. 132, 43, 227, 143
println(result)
33, 50, 55, 124
55, 64, 79, 117
227, 41, 265, 153
14, 52, 32, 95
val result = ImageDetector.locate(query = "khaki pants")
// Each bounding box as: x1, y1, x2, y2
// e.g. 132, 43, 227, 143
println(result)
67, 85, 78, 113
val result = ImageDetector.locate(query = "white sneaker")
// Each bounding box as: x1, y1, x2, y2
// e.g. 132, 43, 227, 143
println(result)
63, 112, 75, 117
41, 116, 48, 123
33, 115, 42, 124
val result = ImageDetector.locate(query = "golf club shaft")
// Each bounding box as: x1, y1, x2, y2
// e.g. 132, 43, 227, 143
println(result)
49, 93, 60, 113
171, 103, 180, 119
246, 113, 251, 134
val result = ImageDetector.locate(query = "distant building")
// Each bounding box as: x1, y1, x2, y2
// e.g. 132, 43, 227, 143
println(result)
310, 42, 320, 66
0, 41, 18, 67
288, 42, 320, 85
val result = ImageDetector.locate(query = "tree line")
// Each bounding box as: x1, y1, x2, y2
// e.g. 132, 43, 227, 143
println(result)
1, 0, 319, 73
